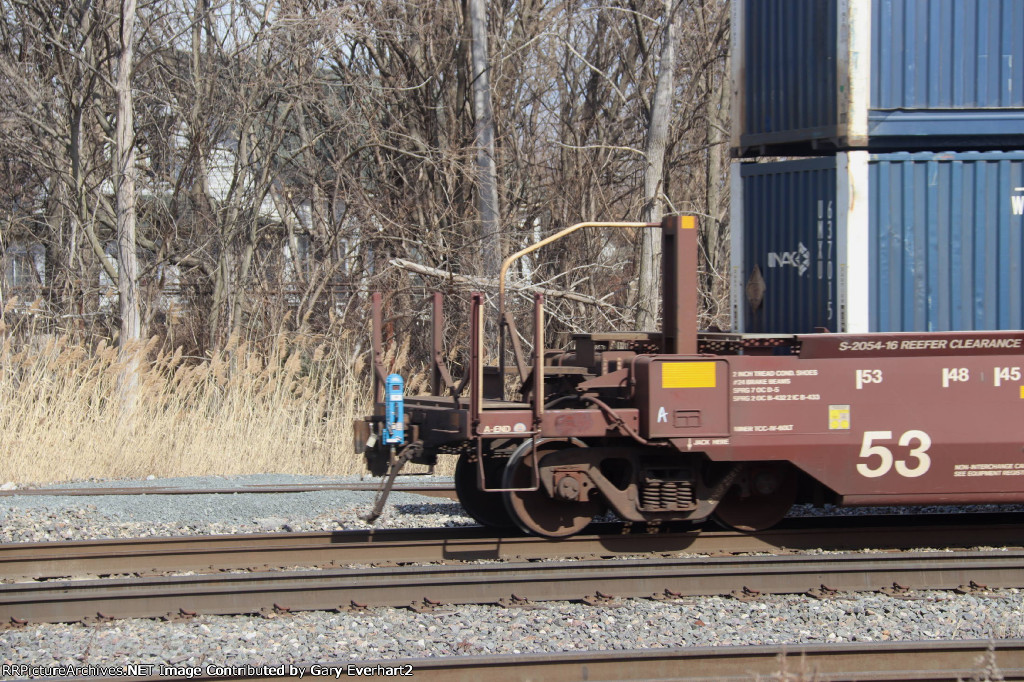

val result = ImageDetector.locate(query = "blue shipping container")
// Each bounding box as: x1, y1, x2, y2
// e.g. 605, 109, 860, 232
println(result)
730, 151, 1024, 334
732, 0, 1024, 155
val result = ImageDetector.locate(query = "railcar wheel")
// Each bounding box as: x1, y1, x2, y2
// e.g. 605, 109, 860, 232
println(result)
712, 462, 798, 532
454, 453, 516, 529
502, 441, 603, 538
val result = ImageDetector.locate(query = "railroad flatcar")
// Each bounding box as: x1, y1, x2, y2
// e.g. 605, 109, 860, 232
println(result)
354, 216, 1024, 537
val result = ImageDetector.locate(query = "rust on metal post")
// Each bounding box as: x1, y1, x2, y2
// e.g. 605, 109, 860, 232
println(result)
469, 292, 484, 427
371, 292, 387, 403
533, 293, 545, 424
661, 215, 698, 355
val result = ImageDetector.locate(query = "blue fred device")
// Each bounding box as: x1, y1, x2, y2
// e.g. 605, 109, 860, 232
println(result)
382, 374, 405, 445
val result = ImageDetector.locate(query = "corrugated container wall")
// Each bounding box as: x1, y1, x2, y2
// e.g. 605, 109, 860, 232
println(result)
732, 0, 1024, 156
730, 158, 841, 334
730, 151, 1024, 334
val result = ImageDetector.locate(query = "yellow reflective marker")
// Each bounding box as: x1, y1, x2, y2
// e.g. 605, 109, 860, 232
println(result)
663, 362, 716, 389
1020, 385, 1024, 399
829, 405, 850, 430
681, 215, 696, 229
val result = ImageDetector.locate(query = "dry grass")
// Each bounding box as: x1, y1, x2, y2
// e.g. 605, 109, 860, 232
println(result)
0, 320, 379, 484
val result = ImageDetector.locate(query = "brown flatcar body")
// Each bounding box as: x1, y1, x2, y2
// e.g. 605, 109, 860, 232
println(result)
355, 217, 1024, 536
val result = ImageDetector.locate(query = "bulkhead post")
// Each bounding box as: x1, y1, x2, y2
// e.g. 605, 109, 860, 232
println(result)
661, 215, 698, 355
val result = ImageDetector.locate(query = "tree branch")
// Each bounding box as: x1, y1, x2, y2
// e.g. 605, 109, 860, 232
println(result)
389, 258, 621, 311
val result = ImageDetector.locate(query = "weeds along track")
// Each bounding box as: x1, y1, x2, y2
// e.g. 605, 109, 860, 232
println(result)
0, 336, 379, 484
4, 513, 1024, 581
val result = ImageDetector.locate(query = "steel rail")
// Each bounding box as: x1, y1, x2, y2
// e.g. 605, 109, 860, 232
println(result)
0, 482, 458, 499
4, 513, 1024, 581
4, 548, 1024, 624
71, 640, 1024, 681
347, 640, 1024, 681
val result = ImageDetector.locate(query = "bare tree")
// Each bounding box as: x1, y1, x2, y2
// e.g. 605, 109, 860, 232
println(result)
115, 0, 141, 403
636, 0, 676, 331
0, 0, 732, 362
0, 0, 121, 339
468, 0, 501, 277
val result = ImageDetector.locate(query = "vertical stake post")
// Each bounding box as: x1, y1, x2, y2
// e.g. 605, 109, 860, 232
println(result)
532, 293, 545, 426
431, 293, 444, 396
661, 215, 698, 355
469, 292, 484, 426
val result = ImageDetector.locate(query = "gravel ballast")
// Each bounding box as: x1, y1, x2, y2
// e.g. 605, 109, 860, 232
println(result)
3, 592, 1023, 668
1, 475, 1022, 673
0, 475, 474, 543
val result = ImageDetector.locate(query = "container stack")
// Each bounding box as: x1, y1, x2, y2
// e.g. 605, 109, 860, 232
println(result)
729, 0, 1024, 334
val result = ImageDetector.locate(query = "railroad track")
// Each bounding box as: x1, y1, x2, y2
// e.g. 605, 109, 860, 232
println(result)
0, 481, 458, 499
341, 640, 1024, 681
65, 640, 1024, 681
3, 513, 1024, 581
3, 547, 1023, 624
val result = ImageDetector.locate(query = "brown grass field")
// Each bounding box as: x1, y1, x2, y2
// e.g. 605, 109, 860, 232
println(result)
0, 327, 397, 484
